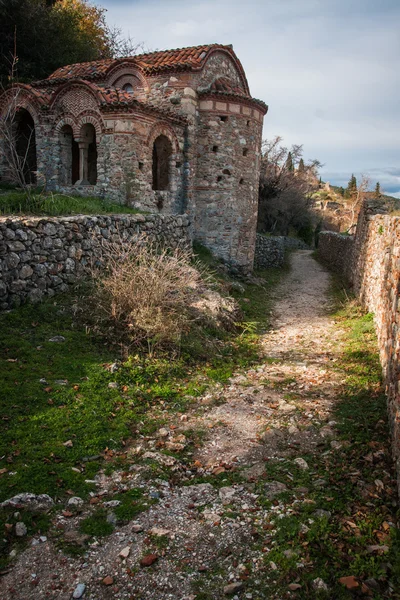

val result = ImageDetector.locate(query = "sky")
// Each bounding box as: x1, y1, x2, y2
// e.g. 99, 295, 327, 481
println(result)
100, 0, 400, 197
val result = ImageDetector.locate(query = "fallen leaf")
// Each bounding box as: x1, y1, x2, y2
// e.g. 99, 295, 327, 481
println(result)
339, 576, 359, 589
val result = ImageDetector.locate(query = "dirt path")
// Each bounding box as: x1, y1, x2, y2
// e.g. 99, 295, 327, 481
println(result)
2, 251, 395, 599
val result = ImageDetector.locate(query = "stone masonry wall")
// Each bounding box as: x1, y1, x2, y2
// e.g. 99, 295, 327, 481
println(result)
255, 235, 309, 269
0, 213, 191, 310
318, 208, 400, 491
317, 231, 355, 283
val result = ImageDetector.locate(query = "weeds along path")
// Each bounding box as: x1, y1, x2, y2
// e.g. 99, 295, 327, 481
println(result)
2, 251, 399, 600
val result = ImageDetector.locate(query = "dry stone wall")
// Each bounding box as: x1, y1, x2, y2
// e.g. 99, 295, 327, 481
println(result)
255, 235, 309, 269
318, 206, 400, 491
317, 231, 355, 283
0, 213, 191, 310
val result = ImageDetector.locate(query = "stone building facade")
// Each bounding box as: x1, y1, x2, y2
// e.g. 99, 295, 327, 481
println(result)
0, 44, 268, 271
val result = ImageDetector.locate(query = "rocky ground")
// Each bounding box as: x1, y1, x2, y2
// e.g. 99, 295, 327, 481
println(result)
1, 251, 398, 599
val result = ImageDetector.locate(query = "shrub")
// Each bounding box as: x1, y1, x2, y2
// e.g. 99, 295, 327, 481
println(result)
85, 235, 237, 356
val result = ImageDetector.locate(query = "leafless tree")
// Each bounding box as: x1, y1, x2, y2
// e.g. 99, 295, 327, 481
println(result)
342, 174, 370, 233
258, 136, 321, 239
105, 25, 145, 58
0, 36, 42, 201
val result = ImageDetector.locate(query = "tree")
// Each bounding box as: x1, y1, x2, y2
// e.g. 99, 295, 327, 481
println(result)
257, 136, 320, 240
345, 174, 357, 199
374, 181, 381, 199
0, 0, 141, 86
298, 158, 305, 174
285, 151, 294, 172
343, 174, 370, 232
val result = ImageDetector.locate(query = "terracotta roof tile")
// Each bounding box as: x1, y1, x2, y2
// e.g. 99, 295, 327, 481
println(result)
46, 44, 239, 81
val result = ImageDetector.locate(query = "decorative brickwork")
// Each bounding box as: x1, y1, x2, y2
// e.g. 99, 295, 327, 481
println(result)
0, 44, 268, 271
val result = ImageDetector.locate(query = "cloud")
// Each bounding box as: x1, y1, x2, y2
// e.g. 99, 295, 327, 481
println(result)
101, 0, 400, 183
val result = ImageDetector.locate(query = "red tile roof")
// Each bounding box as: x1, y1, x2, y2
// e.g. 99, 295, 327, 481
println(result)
46, 44, 247, 84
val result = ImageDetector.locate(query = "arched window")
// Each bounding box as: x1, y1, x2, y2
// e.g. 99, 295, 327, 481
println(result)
122, 83, 134, 94
59, 125, 79, 185
15, 109, 37, 184
152, 135, 172, 191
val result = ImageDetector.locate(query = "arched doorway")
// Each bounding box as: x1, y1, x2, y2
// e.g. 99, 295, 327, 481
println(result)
15, 109, 37, 184
59, 124, 79, 185
152, 135, 172, 191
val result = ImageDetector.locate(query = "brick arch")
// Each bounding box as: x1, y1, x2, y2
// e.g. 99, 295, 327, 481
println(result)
106, 63, 149, 92
54, 115, 79, 138
0, 88, 41, 126
146, 122, 180, 155
76, 112, 104, 139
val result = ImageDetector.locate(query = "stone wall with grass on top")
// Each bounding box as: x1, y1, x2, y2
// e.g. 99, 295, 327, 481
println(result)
0, 213, 191, 310
318, 203, 400, 491
254, 234, 309, 269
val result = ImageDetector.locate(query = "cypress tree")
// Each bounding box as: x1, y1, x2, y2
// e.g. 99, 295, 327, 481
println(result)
374, 181, 381, 198
285, 152, 294, 172
298, 158, 305, 174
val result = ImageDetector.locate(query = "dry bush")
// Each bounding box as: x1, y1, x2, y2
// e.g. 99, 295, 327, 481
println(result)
86, 235, 238, 356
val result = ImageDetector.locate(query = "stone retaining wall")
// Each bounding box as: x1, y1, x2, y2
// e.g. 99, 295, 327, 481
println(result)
317, 231, 355, 283
0, 213, 191, 309
255, 234, 309, 269
318, 205, 400, 491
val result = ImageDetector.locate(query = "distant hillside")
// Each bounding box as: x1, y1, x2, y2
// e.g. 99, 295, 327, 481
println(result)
310, 183, 400, 232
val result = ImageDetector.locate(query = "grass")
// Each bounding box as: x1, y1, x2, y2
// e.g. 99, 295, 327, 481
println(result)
0, 187, 141, 216
0, 247, 285, 567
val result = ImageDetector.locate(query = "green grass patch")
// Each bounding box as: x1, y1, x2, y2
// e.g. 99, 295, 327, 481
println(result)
0, 190, 141, 216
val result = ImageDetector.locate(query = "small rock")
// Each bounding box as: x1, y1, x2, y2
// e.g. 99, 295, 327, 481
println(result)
132, 524, 143, 533
103, 500, 121, 508
108, 382, 118, 389
102, 576, 113, 586
242, 463, 266, 481
63, 440, 73, 448
313, 509, 332, 520
142, 451, 176, 467
15, 522, 27, 537
119, 546, 130, 558
106, 512, 117, 526
67, 497, 84, 508
288, 426, 299, 434
72, 583, 86, 599
330, 440, 342, 450
288, 583, 302, 591
219, 486, 236, 505
157, 428, 169, 438
283, 549, 297, 559
224, 582, 244, 595
149, 527, 170, 537
110, 362, 120, 374
48, 336, 65, 343
264, 481, 288, 499
1, 493, 54, 512
294, 458, 309, 470
313, 578, 329, 592
140, 554, 158, 567
165, 441, 185, 451
63, 531, 89, 547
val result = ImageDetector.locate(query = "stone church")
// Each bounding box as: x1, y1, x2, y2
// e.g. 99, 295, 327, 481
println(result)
0, 44, 267, 270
